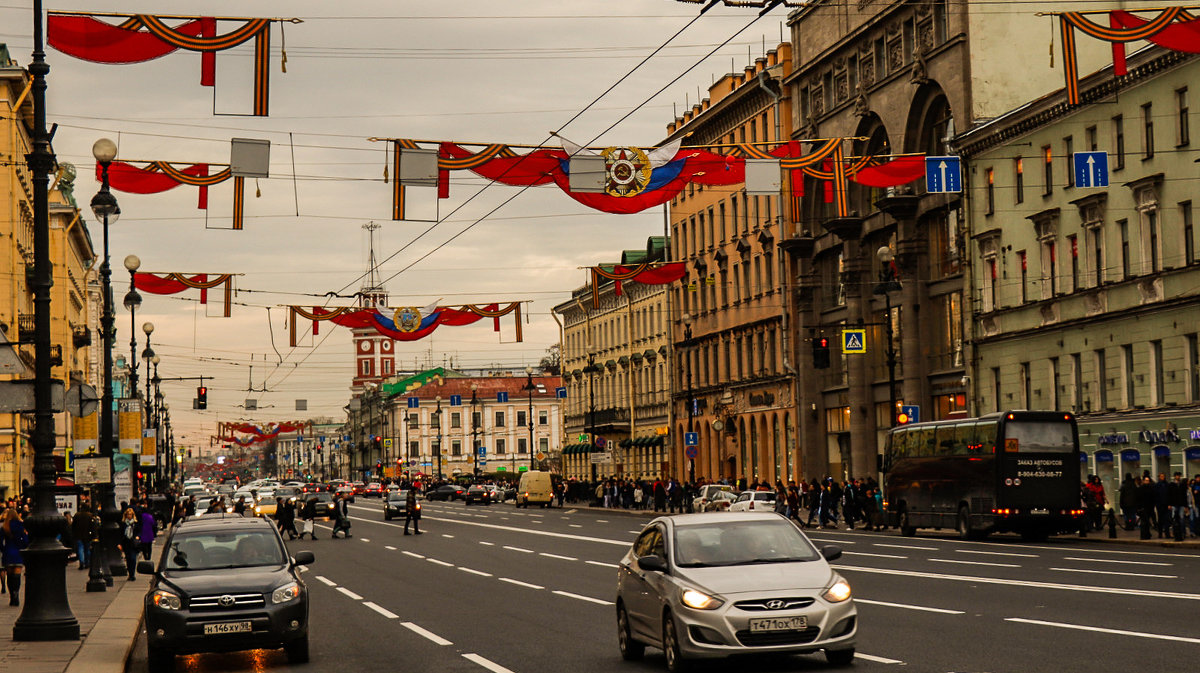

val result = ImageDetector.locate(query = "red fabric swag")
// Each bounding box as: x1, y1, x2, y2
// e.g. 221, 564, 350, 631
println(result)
47, 15, 205, 64
853, 156, 927, 188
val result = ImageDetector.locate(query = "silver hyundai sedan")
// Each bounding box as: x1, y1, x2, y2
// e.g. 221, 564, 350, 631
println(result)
616, 512, 856, 671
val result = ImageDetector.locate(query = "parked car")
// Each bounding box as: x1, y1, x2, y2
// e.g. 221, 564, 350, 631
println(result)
698, 490, 737, 512
615, 512, 855, 670
463, 485, 491, 506
727, 491, 778, 512
483, 484, 507, 503
425, 484, 466, 501
383, 490, 418, 521
692, 484, 736, 512
139, 515, 314, 671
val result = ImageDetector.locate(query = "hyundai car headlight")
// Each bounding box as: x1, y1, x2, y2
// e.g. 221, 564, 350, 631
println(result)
823, 578, 852, 603
151, 589, 182, 610
271, 582, 301, 604
680, 588, 723, 610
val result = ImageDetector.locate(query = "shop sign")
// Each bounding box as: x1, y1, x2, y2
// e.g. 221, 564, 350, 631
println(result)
1139, 430, 1180, 444
1097, 433, 1129, 445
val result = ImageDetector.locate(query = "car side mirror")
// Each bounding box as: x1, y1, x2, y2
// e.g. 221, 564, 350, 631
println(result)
636, 555, 667, 573
293, 551, 315, 566
137, 560, 156, 575
820, 545, 843, 562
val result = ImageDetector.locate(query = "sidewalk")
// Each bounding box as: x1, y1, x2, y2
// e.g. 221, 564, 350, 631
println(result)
0, 561, 149, 673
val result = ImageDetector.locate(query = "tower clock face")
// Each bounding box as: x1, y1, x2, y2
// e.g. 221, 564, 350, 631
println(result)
380, 340, 393, 354
358, 340, 373, 354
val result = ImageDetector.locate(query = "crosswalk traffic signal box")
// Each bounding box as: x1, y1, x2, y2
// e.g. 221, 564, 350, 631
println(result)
812, 337, 831, 369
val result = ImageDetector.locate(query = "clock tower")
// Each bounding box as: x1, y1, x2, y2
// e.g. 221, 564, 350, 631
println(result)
351, 222, 396, 396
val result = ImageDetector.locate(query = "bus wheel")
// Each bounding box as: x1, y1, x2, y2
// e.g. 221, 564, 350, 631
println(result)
956, 506, 972, 540
899, 510, 916, 537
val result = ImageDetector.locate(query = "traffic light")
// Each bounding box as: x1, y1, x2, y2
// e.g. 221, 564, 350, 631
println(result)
812, 337, 831, 369
195, 386, 208, 410
896, 409, 913, 425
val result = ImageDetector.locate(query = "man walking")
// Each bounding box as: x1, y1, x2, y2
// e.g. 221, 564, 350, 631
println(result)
403, 487, 423, 535
331, 493, 352, 539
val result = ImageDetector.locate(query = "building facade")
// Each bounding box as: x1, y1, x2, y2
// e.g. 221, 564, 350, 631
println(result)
958, 47, 1200, 505
555, 238, 672, 482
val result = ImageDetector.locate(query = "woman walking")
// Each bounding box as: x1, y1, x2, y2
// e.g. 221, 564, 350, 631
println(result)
119, 508, 140, 580
1, 507, 29, 606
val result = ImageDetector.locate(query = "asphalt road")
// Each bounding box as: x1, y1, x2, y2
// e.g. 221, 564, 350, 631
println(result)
127, 500, 1200, 673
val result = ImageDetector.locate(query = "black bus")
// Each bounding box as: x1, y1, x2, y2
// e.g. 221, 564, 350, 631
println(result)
882, 410, 1085, 540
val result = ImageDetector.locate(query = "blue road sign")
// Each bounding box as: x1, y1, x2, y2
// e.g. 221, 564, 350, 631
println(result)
684, 431, 698, 447
1073, 151, 1109, 188
691, 399, 699, 416
900, 404, 920, 424
497, 391, 509, 403
555, 386, 567, 399
478, 446, 486, 457
318, 436, 326, 444
842, 329, 866, 354
479, 460, 487, 467
406, 397, 419, 409
450, 394, 462, 406
925, 156, 962, 193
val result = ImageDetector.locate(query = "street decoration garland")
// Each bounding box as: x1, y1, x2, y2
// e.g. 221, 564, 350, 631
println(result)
98, 160, 250, 229
218, 421, 310, 446
589, 262, 687, 308
133, 272, 235, 317
385, 137, 926, 218
1055, 7, 1200, 105
287, 303, 524, 347
47, 12, 297, 117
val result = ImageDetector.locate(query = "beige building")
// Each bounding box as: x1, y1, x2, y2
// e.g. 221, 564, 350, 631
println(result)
555, 238, 672, 482
661, 43, 798, 485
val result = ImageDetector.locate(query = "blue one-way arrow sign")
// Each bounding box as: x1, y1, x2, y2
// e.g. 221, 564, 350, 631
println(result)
925, 156, 961, 193
1073, 151, 1109, 188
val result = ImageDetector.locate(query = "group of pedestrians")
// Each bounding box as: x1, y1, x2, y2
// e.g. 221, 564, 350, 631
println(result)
1115, 472, 1198, 539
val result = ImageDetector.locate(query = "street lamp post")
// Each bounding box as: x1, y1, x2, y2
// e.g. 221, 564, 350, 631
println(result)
433, 396, 443, 481
683, 314, 695, 485
151, 356, 163, 485
122, 256, 142, 489
874, 247, 903, 428
583, 346, 599, 483
14, 0, 81, 638
470, 384, 479, 477
142, 323, 156, 489
523, 366, 536, 472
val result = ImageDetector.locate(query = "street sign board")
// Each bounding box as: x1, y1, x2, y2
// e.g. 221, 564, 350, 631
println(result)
925, 156, 962, 193
535, 451, 546, 461
1073, 151, 1109, 188
899, 404, 920, 424
407, 397, 419, 409
595, 436, 606, 448
479, 460, 487, 466
685, 446, 698, 459
383, 438, 393, 448
497, 391, 509, 403
842, 329, 866, 354
555, 386, 567, 399
684, 432, 698, 447
450, 394, 462, 406
478, 446, 486, 457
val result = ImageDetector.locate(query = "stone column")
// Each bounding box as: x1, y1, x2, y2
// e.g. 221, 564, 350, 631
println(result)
876, 193, 927, 412
780, 234, 824, 481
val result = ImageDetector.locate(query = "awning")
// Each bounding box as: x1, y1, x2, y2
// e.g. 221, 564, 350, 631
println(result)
1119, 449, 1141, 462
630, 351, 643, 362
644, 349, 657, 359
619, 439, 632, 448
653, 435, 665, 447
1185, 447, 1200, 461
618, 355, 630, 366
1094, 449, 1114, 463
605, 359, 617, 370
571, 368, 582, 377
1152, 445, 1170, 458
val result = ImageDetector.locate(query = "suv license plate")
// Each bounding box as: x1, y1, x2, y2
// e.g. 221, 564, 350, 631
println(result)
749, 616, 807, 632
203, 621, 252, 635
1030, 508, 1049, 515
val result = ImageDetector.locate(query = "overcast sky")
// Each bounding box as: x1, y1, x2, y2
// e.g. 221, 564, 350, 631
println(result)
0, 0, 789, 450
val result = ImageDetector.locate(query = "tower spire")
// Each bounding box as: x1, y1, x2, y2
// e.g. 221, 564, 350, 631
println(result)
360, 221, 385, 307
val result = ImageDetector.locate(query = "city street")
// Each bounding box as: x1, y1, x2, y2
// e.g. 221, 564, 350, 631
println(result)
126, 503, 1200, 673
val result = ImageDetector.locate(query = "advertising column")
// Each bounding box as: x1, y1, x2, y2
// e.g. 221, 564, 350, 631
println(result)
116, 399, 142, 503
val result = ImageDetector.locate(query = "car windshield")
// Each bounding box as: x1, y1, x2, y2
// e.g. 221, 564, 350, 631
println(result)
672, 520, 819, 567
275, 488, 299, 498
314, 493, 333, 503
165, 529, 286, 570
388, 491, 408, 501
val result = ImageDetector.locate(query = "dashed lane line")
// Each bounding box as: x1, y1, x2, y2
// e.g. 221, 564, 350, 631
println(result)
569, 524, 583, 528
315, 575, 337, 587
401, 621, 453, 646
499, 577, 544, 590
459, 567, 493, 577
463, 653, 517, 673
552, 590, 613, 606
586, 560, 620, 568
874, 543, 938, 551
346, 513, 630, 547
953, 549, 1038, 558
363, 601, 399, 619
503, 545, 534, 553
442, 534, 455, 538
337, 587, 363, 600
843, 552, 908, 559
360, 538, 370, 542
855, 653, 904, 665
426, 558, 454, 567
1049, 567, 1177, 579
855, 598, 964, 614
402, 551, 425, 559
1006, 618, 1200, 644
385, 545, 397, 550
540, 552, 578, 561
479, 541, 495, 546
930, 558, 1021, 568
1062, 557, 1173, 566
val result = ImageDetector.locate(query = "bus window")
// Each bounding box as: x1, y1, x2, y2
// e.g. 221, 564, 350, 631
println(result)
975, 421, 998, 453
1003, 420, 1075, 452
934, 425, 957, 456
892, 428, 910, 460
953, 422, 974, 456
913, 426, 935, 458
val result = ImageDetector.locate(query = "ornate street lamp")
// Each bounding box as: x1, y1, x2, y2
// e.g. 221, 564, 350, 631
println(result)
683, 313, 695, 485
433, 396, 443, 481
523, 366, 536, 472
583, 344, 600, 483
470, 384, 480, 477
874, 246, 903, 428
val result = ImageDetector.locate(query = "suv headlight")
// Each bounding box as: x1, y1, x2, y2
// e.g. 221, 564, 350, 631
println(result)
680, 588, 723, 610
822, 577, 852, 603
151, 589, 182, 610
271, 582, 302, 605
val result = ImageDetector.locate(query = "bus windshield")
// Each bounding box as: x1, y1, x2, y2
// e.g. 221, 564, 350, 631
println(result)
1004, 421, 1075, 453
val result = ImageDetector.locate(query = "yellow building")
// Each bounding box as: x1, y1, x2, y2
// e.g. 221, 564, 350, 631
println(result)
0, 46, 96, 497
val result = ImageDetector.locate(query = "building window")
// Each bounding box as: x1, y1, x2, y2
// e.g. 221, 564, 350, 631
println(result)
1087, 225, 1105, 286
1049, 357, 1060, 410
1122, 344, 1135, 408
1189, 334, 1200, 402
1068, 235, 1079, 292
984, 258, 998, 312
516, 410, 527, 428
1138, 204, 1161, 274
539, 437, 549, 452
517, 438, 527, 455
1183, 201, 1195, 265
408, 413, 418, 429
1042, 145, 1053, 195
1018, 251, 1028, 303
1113, 115, 1125, 170
992, 366, 1002, 413
985, 168, 995, 215
494, 411, 505, 427
1118, 219, 1130, 279
1041, 239, 1057, 299
1142, 103, 1154, 159
496, 438, 506, 455
1020, 362, 1031, 409
1085, 125, 1098, 151
1064, 136, 1074, 188
1071, 353, 1082, 414
451, 412, 461, 429
409, 441, 419, 458
452, 440, 462, 457
1014, 157, 1024, 204
1150, 340, 1164, 406
538, 410, 548, 425
472, 411, 481, 429
1177, 87, 1190, 146
1094, 349, 1108, 411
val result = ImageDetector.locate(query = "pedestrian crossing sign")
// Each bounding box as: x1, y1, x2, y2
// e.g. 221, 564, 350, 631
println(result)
841, 329, 866, 354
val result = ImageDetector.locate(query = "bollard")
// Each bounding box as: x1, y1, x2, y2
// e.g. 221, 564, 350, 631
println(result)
1107, 508, 1117, 539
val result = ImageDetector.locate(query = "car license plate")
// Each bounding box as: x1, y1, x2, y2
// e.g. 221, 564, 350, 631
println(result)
203, 621, 252, 635
1030, 508, 1049, 515
748, 616, 807, 632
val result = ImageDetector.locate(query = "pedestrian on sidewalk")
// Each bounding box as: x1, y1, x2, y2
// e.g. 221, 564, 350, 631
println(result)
1, 507, 29, 606
119, 508, 140, 580
1118, 473, 1138, 530
71, 504, 97, 570
138, 503, 157, 560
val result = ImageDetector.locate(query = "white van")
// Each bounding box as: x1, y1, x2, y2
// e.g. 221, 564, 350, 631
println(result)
515, 471, 554, 508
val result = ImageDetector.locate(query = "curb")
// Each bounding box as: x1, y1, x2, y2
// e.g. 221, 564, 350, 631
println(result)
64, 576, 147, 673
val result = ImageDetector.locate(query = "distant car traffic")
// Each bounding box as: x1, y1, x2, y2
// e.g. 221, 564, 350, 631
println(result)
351, 482, 366, 495
463, 485, 491, 505
727, 491, 777, 512
692, 484, 735, 512
616, 512, 855, 671
364, 482, 384, 497
383, 490, 418, 521
425, 484, 465, 501
698, 490, 737, 512
307, 492, 336, 520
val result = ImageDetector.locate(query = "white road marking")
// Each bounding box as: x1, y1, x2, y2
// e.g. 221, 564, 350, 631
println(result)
569, 524, 583, 528
854, 653, 904, 664
499, 577, 544, 590
337, 587, 363, 600
627, 530, 642, 534
459, 567, 493, 577
442, 534, 455, 538
479, 541, 495, 546
297, 565, 309, 573
1005, 618, 1200, 644
954, 549, 1038, 558
503, 545, 534, 553
873, 543, 938, 551
402, 551, 425, 559
843, 552, 907, 559
552, 590, 613, 605
359, 538, 370, 542
363, 601, 399, 619
539, 552, 578, 561
315, 575, 337, 587
833, 564, 1200, 601
586, 560, 619, 568
855, 598, 964, 614
808, 538, 856, 544
930, 558, 1021, 568
385, 545, 397, 550
401, 621, 452, 646
347, 513, 629, 547
564, 509, 577, 514
1062, 557, 1172, 566
596, 519, 608, 523
532, 520, 544, 524
427, 558, 454, 567
1049, 567, 1177, 579
463, 653, 517, 673
528, 513, 544, 518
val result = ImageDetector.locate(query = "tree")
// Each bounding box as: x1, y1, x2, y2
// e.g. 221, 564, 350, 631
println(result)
539, 343, 561, 375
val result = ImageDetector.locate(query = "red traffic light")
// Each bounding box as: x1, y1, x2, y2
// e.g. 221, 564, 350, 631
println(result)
818, 337, 829, 348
